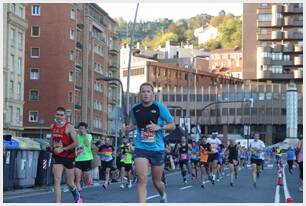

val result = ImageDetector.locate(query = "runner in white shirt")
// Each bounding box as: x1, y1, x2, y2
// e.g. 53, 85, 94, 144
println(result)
249, 131, 265, 188
207, 132, 222, 184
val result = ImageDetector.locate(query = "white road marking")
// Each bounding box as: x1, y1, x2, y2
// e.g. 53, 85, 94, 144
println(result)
179, 186, 192, 190
282, 165, 293, 202
274, 185, 280, 203
146, 194, 160, 200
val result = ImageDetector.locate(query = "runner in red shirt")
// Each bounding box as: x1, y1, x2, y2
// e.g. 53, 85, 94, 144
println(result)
50, 107, 81, 203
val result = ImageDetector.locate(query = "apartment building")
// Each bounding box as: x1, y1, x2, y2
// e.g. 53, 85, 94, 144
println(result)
243, 3, 303, 81
23, 3, 119, 138
3, 3, 28, 136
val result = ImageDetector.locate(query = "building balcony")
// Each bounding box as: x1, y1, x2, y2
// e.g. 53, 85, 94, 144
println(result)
109, 46, 119, 55
75, 104, 82, 109
257, 21, 272, 27
282, 60, 294, 66
283, 43, 294, 52
7, 12, 28, 29
284, 4, 303, 13
294, 56, 303, 66
108, 82, 118, 88
257, 33, 271, 40
271, 30, 283, 40
76, 59, 83, 68
284, 31, 303, 40
293, 70, 303, 78
294, 45, 303, 53
260, 70, 295, 79
272, 44, 283, 52
271, 18, 283, 27
272, 4, 284, 13
284, 17, 294, 26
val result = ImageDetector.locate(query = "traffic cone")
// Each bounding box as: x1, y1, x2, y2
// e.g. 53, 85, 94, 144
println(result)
286, 197, 294, 203
277, 174, 283, 186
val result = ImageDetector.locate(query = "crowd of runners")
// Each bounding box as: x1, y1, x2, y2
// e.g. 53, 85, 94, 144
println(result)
48, 82, 303, 203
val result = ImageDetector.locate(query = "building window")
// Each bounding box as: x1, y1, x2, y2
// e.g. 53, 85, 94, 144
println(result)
68, 92, 73, 103
258, 13, 272, 21
29, 90, 39, 101
284, 55, 290, 62
17, 32, 23, 50
9, 54, 15, 71
95, 45, 104, 56
69, 51, 75, 61
29, 111, 38, 122
31, 26, 40, 37
229, 108, 235, 116
92, 26, 105, 42
11, 3, 16, 13
69, 71, 73, 82
271, 53, 282, 61
32, 5, 40, 16
10, 28, 15, 47
31, 48, 40, 58
70, 29, 75, 40
16, 82, 21, 100
70, 8, 76, 20
17, 57, 22, 75
8, 106, 13, 122
30, 68, 40, 80
271, 65, 282, 74
18, 6, 24, 18
16, 108, 21, 124
9, 80, 14, 98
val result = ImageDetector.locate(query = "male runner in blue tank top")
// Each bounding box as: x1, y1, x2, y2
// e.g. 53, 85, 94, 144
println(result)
122, 82, 175, 203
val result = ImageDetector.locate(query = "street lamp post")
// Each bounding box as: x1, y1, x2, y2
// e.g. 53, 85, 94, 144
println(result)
126, 3, 140, 116
96, 75, 127, 125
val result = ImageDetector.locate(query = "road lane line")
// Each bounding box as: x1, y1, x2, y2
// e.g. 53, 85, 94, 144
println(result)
274, 185, 280, 203
179, 186, 192, 190
146, 194, 160, 200
282, 165, 293, 202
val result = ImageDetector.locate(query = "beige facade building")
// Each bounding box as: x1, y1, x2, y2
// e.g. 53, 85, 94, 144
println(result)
3, 3, 28, 136
243, 3, 303, 81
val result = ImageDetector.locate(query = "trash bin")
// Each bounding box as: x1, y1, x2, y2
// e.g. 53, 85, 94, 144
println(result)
34, 139, 54, 186
13, 137, 41, 189
3, 139, 19, 191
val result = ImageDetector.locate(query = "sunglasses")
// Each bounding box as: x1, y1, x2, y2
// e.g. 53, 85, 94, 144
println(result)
56, 113, 65, 116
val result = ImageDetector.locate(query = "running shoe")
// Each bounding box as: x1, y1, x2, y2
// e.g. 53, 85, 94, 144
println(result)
230, 182, 233, 187
120, 183, 125, 189
160, 193, 168, 203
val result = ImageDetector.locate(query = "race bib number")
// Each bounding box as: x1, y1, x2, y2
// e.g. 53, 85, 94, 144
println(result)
180, 153, 188, 160
140, 129, 156, 143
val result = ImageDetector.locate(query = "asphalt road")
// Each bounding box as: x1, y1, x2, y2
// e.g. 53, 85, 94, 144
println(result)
3, 160, 303, 203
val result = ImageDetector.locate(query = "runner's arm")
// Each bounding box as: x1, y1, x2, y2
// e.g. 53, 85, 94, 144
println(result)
63, 123, 79, 151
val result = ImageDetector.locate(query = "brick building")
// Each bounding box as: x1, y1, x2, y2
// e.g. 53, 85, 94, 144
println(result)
23, 3, 120, 138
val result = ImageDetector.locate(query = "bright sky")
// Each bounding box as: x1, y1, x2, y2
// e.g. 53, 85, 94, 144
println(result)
98, 3, 243, 22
